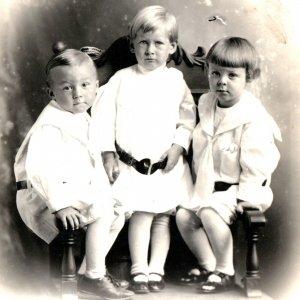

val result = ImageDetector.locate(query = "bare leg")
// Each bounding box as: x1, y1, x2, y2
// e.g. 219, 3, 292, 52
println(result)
176, 208, 216, 271
200, 208, 234, 275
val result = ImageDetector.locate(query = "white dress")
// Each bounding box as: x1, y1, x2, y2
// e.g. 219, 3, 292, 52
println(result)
14, 99, 113, 243
91, 64, 196, 213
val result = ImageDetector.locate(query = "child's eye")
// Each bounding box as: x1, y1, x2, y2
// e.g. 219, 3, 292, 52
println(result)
229, 73, 238, 79
82, 82, 90, 87
155, 41, 164, 46
211, 71, 220, 77
139, 40, 147, 45
63, 86, 72, 91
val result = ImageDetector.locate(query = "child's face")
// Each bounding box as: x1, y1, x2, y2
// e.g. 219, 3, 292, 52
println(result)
47, 63, 99, 114
132, 27, 177, 71
208, 63, 247, 108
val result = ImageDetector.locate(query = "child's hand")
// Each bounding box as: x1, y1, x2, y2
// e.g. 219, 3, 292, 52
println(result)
55, 207, 83, 230
236, 201, 262, 214
162, 144, 183, 173
102, 151, 120, 184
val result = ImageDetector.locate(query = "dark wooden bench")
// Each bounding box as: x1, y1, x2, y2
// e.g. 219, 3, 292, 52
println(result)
52, 38, 267, 299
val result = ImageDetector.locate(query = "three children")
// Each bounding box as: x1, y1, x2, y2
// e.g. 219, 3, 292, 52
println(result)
15, 5, 281, 298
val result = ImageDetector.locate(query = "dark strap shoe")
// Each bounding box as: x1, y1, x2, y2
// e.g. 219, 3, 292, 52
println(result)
148, 273, 165, 292
105, 271, 130, 289
129, 273, 149, 294
179, 266, 209, 286
197, 271, 235, 294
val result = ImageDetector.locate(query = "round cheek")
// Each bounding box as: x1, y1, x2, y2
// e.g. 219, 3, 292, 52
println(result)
208, 77, 216, 88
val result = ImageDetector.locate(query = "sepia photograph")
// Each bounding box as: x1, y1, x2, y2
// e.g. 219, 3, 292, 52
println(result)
0, 0, 299, 299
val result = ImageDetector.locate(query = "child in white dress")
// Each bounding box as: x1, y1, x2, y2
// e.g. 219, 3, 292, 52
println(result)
14, 43, 133, 299
91, 5, 195, 294
176, 37, 282, 294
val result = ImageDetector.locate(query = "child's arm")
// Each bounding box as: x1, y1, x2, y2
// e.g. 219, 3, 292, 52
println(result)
162, 144, 183, 172
237, 115, 281, 211
173, 82, 196, 152
26, 126, 101, 214
102, 151, 120, 183
163, 81, 195, 172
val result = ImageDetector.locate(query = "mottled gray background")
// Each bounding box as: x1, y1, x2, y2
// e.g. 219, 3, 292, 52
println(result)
0, 0, 299, 299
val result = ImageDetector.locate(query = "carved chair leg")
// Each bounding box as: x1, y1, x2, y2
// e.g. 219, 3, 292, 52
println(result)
61, 229, 78, 300
243, 209, 266, 298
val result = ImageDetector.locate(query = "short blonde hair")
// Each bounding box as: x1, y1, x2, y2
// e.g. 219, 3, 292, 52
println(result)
129, 5, 178, 43
206, 37, 261, 82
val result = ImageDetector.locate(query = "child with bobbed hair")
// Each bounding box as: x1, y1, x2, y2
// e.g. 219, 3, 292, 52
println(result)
91, 5, 195, 294
14, 42, 133, 299
176, 37, 281, 293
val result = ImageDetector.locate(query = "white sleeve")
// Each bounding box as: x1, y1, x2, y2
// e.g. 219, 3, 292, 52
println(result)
173, 81, 196, 152
237, 117, 281, 210
26, 126, 102, 213
90, 76, 120, 156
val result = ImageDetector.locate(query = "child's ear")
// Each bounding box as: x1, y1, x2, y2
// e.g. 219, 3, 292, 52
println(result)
46, 87, 54, 98
130, 43, 135, 53
169, 42, 177, 55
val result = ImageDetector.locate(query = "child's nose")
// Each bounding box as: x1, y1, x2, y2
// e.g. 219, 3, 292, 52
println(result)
73, 86, 82, 99
146, 43, 155, 54
217, 74, 227, 85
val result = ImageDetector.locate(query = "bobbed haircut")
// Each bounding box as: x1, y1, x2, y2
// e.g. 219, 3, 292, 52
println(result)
206, 37, 261, 82
129, 5, 178, 43
45, 42, 97, 85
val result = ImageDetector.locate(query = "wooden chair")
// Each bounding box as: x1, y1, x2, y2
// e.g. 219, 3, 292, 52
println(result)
53, 39, 267, 299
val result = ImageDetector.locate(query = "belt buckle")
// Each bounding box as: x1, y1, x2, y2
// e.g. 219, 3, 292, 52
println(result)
139, 158, 151, 175
147, 162, 153, 175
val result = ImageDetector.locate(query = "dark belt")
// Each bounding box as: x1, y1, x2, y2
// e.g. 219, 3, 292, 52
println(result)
214, 181, 238, 192
214, 179, 267, 192
16, 180, 29, 191
115, 143, 167, 175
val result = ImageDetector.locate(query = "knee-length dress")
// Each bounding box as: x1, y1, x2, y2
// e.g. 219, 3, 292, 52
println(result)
91, 64, 196, 213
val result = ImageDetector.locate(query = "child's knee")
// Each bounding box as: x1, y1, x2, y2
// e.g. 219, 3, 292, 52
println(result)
200, 208, 229, 232
176, 208, 197, 230
199, 207, 220, 224
176, 208, 191, 223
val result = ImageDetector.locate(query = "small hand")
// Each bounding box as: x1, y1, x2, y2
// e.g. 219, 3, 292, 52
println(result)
102, 152, 120, 183
236, 201, 262, 214
162, 144, 183, 173
55, 207, 83, 230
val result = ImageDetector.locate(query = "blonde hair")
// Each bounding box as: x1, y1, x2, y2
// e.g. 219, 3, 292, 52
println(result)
129, 5, 178, 43
206, 37, 261, 82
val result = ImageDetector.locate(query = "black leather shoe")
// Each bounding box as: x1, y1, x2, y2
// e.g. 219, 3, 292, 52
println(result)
78, 275, 133, 299
148, 273, 165, 292
179, 266, 209, 286
197, 271, 234, 294
129, 274, 149, 294
106, 271, 130, 289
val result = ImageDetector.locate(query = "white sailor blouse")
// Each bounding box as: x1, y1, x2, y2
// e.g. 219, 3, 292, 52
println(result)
14, 100, 113, 243
184, 90, 282, 212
